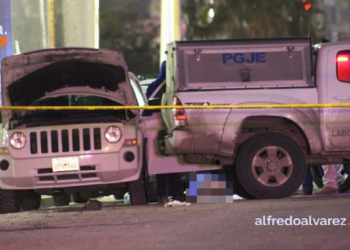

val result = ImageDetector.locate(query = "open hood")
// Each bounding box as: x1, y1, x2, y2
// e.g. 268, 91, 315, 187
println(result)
1, 48, 137, 107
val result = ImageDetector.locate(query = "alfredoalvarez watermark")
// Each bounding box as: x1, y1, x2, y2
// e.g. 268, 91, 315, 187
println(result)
256, 215, 348, 226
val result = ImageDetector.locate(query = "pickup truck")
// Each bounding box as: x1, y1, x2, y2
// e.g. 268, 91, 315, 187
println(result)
160, 37, 350, 199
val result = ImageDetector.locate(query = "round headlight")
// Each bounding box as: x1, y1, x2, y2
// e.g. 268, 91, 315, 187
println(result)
10, 132, 26, 149
105, 126, 122, 143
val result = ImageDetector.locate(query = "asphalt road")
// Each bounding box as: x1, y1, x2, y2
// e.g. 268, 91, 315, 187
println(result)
1, 195, 350, 250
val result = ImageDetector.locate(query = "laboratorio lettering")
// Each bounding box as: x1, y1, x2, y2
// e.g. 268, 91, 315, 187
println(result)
332, 130, 350, 137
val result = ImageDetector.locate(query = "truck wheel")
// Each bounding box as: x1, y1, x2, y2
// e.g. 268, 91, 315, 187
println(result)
311, 164, 350, 193
19, 191, 41, 211
72, 193, 89, 204
220, 165, 253, 199
236, 133, 306, 199
52, 192, 71, 207
0, 190, 20, 214
231, 166, 255, 199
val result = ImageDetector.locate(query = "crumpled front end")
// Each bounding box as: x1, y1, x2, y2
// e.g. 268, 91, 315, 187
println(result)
0, 122, 143, 190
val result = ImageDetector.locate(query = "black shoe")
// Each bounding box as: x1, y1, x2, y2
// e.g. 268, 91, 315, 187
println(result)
301, 189, 313, 195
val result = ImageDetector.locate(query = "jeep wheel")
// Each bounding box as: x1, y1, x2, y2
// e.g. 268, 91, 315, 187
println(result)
19, 191, 41, 211
52, 192, 71, 207
128, 141, 149, 205
72, 193, 89, 204
128, 172, 148, 205
0, 190, 20, 214
236, 133, 306, 199
311, 164, 350, 193
144, 141, 158, 203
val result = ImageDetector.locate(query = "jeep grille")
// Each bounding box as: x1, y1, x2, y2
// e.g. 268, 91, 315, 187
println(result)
30, 128, 102, 154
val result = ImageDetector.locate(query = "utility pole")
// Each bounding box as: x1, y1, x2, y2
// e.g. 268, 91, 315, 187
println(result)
48, 0, 55, 48
160, 0, 181, 64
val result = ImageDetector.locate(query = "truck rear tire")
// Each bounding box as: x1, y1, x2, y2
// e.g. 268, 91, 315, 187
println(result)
221, 165, 254, 199
231, 166, 255, 199
52, 192, 71, 207
19, 191, 41, 211
236, 133, 306, 199
0, 190, 20, 214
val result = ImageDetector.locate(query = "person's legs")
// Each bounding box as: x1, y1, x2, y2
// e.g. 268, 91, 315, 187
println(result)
168, 173, 186, 201
156, 174, 169, 203
314, 164, 339, 195
323, 164, 339, 188
302, 167, 313, 195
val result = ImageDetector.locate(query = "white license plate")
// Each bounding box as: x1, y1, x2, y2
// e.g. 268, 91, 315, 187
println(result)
52, 157, 79, 172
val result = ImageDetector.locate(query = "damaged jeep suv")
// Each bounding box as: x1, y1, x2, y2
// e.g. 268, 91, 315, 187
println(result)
0, 48, 151, 213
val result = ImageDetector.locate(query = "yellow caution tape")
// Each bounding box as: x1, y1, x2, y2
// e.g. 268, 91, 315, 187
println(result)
1, 103, 350, 110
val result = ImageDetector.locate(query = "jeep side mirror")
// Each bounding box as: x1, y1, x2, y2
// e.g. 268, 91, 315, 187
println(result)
142, 98, 161, 117
148, 98, 161, 106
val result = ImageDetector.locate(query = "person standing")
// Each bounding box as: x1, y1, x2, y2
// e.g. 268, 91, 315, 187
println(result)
146, 61, 185, 204
301, 167, 314, 195
313, 164, 339, 195
146, 61, 166, 99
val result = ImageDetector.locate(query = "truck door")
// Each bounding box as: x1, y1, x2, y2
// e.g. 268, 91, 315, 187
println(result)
321, 47, 350, 151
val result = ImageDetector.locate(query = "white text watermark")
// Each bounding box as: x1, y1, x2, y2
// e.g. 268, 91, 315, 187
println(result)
255, 216, 348, 226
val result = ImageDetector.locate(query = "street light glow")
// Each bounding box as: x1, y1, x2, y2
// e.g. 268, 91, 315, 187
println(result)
208, 8, 215, 18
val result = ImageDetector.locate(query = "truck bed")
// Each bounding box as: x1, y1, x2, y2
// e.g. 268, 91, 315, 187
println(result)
167, 37, 313, 91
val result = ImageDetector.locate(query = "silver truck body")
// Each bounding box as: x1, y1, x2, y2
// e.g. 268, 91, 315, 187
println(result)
161, 38, 350, 199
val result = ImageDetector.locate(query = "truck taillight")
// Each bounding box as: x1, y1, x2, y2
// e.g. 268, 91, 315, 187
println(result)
337, 51, 350, 83
172, 97, 188, 127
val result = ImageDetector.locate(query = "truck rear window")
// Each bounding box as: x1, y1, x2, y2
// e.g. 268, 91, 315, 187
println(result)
337, 50, 350, 82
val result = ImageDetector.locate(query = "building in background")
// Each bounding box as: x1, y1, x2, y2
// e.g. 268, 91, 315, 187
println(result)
0, 0, 99, 61
322, 0, 350, 41
99, 0, 161, 75
0, 0, 99, 105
